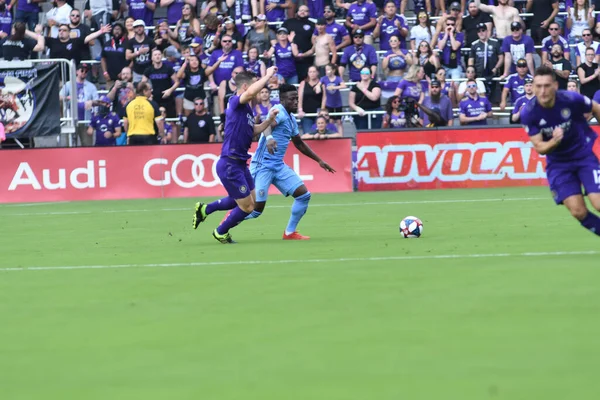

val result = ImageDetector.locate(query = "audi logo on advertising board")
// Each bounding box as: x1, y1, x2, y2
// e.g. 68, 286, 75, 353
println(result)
0, 141, 354, 204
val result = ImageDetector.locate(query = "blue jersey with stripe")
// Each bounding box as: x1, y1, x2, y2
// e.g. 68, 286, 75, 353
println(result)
251, 104, 299, 169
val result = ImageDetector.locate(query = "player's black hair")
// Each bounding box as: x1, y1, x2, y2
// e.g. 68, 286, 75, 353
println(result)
534, 65, 557, 81
234, 71, 256, 87
279, 84, 298, 96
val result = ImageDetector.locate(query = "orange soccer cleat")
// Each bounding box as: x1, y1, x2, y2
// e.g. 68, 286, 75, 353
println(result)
282, 231, 310, 240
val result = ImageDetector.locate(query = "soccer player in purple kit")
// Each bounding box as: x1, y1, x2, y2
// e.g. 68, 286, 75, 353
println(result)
192, 66, 280, 244
521, 65, 600, 237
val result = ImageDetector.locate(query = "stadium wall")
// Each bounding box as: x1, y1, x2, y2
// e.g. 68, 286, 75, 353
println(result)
0, 140, 353, 204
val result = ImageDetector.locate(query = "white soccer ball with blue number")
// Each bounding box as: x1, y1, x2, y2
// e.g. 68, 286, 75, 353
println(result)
400, 216, 423, 238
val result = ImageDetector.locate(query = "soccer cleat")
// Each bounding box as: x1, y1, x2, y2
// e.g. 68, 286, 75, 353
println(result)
282, 231, 310, 240
213, 229, 236, 244
193, 202, 208, 229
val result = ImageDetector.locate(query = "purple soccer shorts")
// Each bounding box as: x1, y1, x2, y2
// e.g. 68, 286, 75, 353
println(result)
546, 155, 600, 204
216, 157, 255, 200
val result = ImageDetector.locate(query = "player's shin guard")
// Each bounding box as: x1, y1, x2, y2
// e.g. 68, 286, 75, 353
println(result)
244, 210, 262, 220
217, 206, 250, 235
580, 211, 600, 236
285, 191, 311, 235
206, 196, 237, 215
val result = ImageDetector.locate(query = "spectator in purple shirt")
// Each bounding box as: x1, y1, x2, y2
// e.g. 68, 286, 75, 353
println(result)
14, 0, 43, 31
374, 1, 409, 51
541, 21, 570, 64
394, 64, 426, 102
436, 16, 464, 80
261, 0, 290, 24
0, 0, 12, 39
339, 29, 378, 82
420, 79, 454, 127
511, 77, 535, 124
501, 21, 535, 77
264, 27, 303, 84
127, 0, 156, 28
459, 78, 493, 125
500, 58, 533, 110
206, 34, 244, 87
88, 96, 122, 146
345, 0, 377, 45
160, 0, 195, 25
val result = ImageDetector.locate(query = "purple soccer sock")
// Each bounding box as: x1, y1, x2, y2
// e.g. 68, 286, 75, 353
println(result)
580, 212, 600, 236
217, 206, 250, 235
206, 196, 237, 215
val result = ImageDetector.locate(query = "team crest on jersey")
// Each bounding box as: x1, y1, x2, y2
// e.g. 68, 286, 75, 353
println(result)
259, 189, 265, 197
303, 25, 311, 31
198, 120, 206, 127
362, 7, 366, 11
480, 101, 484, 106
333, 28, 338, 32
240, 185, 247, 194
561, 108, 571, 119
66, 43, 72, 50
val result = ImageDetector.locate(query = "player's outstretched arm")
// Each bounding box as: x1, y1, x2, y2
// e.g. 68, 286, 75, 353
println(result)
240, 66, 278, 105
291, 136, 336, 173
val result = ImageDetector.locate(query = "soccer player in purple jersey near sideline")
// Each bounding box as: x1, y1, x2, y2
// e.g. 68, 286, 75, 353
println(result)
192, 66, 279, 244
521, 65, 600, 236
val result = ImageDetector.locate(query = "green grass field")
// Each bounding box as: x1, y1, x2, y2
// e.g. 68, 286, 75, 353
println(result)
2, 187, 600, 399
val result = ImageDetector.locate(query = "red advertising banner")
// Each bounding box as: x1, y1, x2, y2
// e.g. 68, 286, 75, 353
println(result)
356, 127, 600, 191
0, 140, 353, 204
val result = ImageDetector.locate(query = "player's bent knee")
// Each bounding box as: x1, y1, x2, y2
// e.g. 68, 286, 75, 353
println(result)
295, 191, 311, 203
568, 205, 589, 221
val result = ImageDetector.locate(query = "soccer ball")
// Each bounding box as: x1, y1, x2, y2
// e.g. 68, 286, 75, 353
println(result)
400, 216, 423, 238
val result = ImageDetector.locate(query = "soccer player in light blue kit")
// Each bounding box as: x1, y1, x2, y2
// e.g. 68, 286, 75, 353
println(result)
245, 84, 336, 240
521, 65, 600, 236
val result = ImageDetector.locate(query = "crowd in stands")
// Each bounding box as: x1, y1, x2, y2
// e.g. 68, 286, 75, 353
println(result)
2, 0, 600, 145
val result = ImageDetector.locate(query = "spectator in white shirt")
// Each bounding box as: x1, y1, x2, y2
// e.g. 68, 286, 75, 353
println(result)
410, 10, 435, 52
46, 0, 72, 38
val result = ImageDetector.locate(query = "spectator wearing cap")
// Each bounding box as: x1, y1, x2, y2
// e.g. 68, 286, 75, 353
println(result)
566, 0, 594, 45
1, 22, 44, 61
282, 5, 315, 81
261, 0, 291, 24
124, 81, 164, 145
46, 0, 72, 38
313, 18, 338, 76
88, 95, 122, 146
265, 27, 301, 84
545, 43, 572, 90
349, 66, 382, 129
177, 54, 207, 116
170, 5, 201, 47
574, 28, 600, 65
206, 33, 244, 90
339, 29, 378, 81
511, 78, 535, 124
126, 0, 156, 28
213, 17, 243, 51
434, 1, 463, 42
527, 0, 559, 45
46, 23, 109, 64
374, 1, 409, 51
501, 21, 535, 77
125, 20, 156, 83
345, 0, 377, 45
436, 16, 465, 80
459, 78, 492, 126
462, 1, 492, 48
474, 0, 521, 40
313, 5, 351, 52
421, 79, 454, 127
101, 21, 128, 83
500, 58, 533, 110
576, 46, 600, 99
59, 62, 99, 146
410, 10, 436, 52
244, 14, 275, 56
183, 97, 216, 143
160, 0, 195, 25
541, 21, 570, 64
189, 35, 205, 59
468, 22, 503, 81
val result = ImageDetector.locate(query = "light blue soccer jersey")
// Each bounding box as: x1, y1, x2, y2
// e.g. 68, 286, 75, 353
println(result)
251, 103, 299, 169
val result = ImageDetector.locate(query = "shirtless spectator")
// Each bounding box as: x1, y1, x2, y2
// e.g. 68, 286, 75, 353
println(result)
474, 0, 521, 40
312, 18, 337, 77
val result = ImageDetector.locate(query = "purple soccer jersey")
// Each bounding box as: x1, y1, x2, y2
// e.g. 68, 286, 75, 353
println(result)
438, 32, 464, 68
313, 21, 349, 47
218, 94, 256, 199
0, 10, 12, 36
541, 35, 570, 56
505, 73, 533, 102
340, 44, 378, 81
501, 35, 535, 73
347, 1, 378, 35
321, 75, 343, 108
273, 43, 296, 78
396, 79, 425, 101
459, 96, 492, 125
208, 49, 244, 85
512, 94, 535, 116
521, 90, 600, 204
379, 15, 408, 50
264, 0, 286, 22
127, 0, 155, 27
90, 112, 121, 146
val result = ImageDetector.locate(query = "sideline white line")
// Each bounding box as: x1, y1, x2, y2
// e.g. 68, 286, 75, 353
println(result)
2, 250, 597, 272
1, 197, 547, 217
